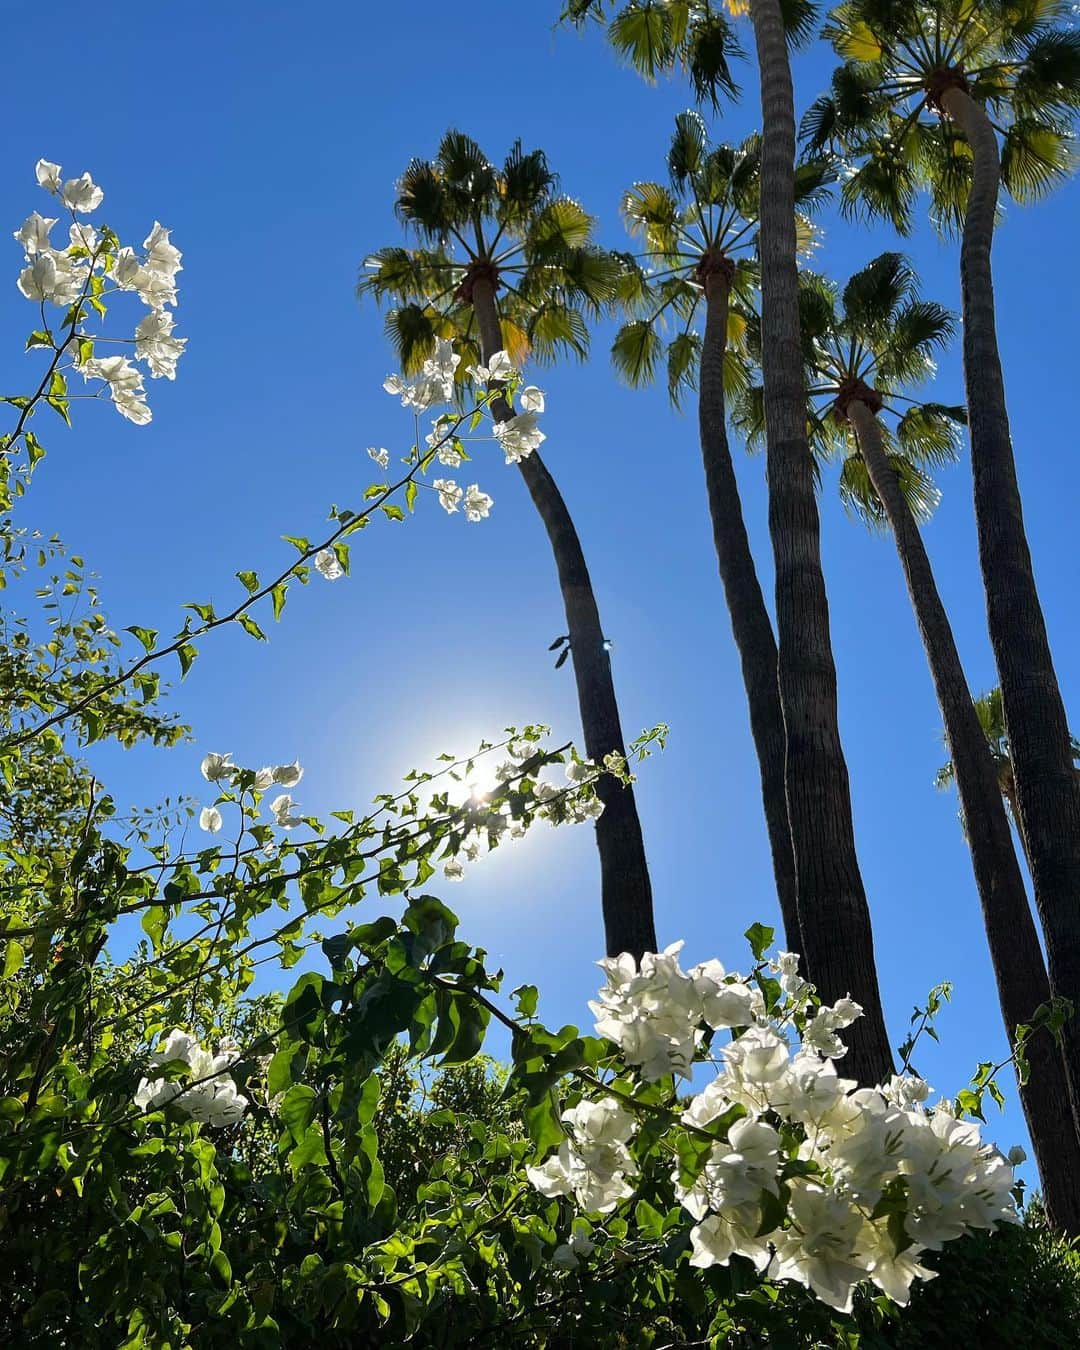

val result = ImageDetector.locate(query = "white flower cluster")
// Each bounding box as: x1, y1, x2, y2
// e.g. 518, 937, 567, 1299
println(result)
134, 1029, 247, 1127
528, 1097, 639, 1213
384, 336, 460, 412
14, 159, 185, 425
529, 942, 1021, 1314
198, 752, 306, 834
440, 746, 608, 883
380, 341, 551, 525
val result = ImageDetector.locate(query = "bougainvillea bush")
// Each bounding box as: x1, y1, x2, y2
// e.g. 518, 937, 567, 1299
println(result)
0, 164, 1057, 1348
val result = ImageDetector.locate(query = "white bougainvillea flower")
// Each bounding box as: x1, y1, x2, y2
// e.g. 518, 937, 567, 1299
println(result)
134, 309, 186, 379
367, 446, 390, 470
493, 411, 545, 464
67, 221, 99, 255
134, 1029, 248, 1127
35, 159, 62, 192
269, 793, 302, 828
199, 806, 223, 834
520, 385, 545, 414
200, 752, 236, 783
254, 767, 275, 791
60, 172, 104, 214
314, 548, 344, 580
80, 355, 151, 425
14, 211, 57, 257
143, 221, 182, 282
433, 478, 463, 514
443, 857, 465, 881
469, 349, 514, 383
463, 484, 493, 522
272, 761, 303, 787
17, 251, 85, 307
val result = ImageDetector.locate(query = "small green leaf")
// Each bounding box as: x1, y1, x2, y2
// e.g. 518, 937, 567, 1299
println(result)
125, 625, 158, 653
236, 570, 259, 594
238, 614, 267, 641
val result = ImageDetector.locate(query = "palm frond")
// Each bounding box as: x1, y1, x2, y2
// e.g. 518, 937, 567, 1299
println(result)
894, 402, 966, 466
612, 319, 663, 387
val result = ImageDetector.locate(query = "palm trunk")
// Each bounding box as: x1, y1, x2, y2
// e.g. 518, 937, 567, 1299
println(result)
850, 398, 1080, 1232
942, 85, 1080, 1132
700, 273, 801, 954
470, 277, 657, 960
749, 0, 893, 1085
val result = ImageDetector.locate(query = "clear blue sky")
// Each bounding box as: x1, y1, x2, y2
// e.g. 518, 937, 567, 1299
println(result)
3, 2, 1078, 1168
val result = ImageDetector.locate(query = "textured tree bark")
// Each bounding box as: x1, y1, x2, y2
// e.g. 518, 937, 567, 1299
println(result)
699, 274, 801, 954
942, 85, 1080, 1135
850, 397, 1080, 1232
748, 0, 893, 1086
470, 276, 657, 960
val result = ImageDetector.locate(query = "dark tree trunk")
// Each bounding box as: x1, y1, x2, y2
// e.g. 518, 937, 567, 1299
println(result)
699, 274, 801, 954
471, 277, 657, 960
850, 398, 1080, 1233
943, 86, 1080, 1136
748, 0, 893, 1085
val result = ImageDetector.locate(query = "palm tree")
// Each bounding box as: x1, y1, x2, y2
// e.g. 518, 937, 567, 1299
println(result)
360, 131, 657, 960
611, 115, 837, 955
937, 686, 1080, 869
564, 0, 894, 1084
749, 252, 1080, 1230
806, 0, 1080, 1116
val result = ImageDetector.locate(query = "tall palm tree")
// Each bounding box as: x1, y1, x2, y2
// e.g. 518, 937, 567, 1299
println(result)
564, 0, 894, 1084
360, 132, 657, 960
806, 0, 1080, 1115
744, 252, 1080, 1230
611, 114, 835, 955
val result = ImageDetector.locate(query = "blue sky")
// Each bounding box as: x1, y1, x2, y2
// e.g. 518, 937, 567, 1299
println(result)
3, 2, 1078, 1167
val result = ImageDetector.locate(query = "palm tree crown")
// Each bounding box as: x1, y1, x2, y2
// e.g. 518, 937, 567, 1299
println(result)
613, 111, 831, 405
804, 0, 1080, 231
734, 252, 966, 525
359, 131, 620, 378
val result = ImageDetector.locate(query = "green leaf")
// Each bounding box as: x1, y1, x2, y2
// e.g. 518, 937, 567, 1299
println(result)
271, 582, 288, 620
279, 1085, 318, 1143
512, 985, 539, 1018
125, 625, 158, 653
236, 570, 259, 594
238, 614, 267, 641
380, 503, 405, 522
25, 330, 52, 350
523, 1092, 565, 1156
2, 940, 24, 979
744, 923, 775, 961
405, 480, 418, 513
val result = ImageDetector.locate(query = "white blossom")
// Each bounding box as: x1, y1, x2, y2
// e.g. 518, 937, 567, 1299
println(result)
198, 806, 223, 834
134, 308, 186, 378
368, 446, 390, 470
272, 761, 304, 787
60, 172, 104, 213
134, 1029, 248, 1127
80, 355, 151, 425
443, 857, 465, 882
493, 410, 545, 464
269, 794, 302, 828
433, 478, 463, 514
200, 752, 236, 783
14, 211, 57, 256
470, 349, 515, 383
463, 484, 493, 522
35, 159, 62, 193
520, 384, 545, 414
17, 250, 86, 306
315, 548, 344, 580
